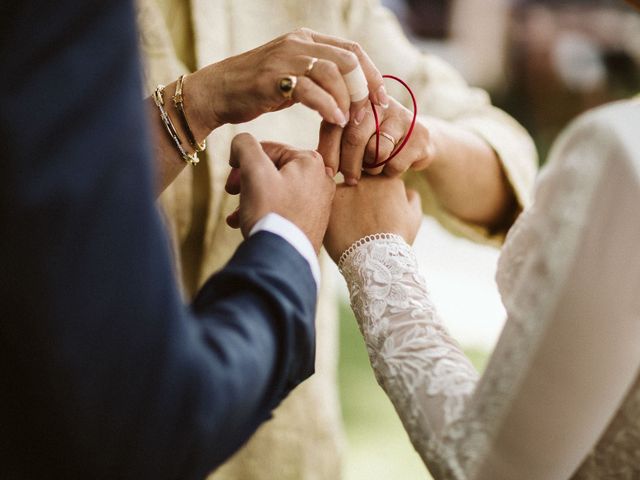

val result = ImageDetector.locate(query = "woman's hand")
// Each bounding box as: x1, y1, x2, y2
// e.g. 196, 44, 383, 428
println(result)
318, 97, 435, 184
324, 175, 422, 263
188, 28, 389, 135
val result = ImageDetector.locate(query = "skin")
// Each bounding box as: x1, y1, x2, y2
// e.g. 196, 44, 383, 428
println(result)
318, 97, 515, 229
323, 175, 423, 262
224, 134, 336, 253
147, 28, 387, 194
149, 27, 515, 232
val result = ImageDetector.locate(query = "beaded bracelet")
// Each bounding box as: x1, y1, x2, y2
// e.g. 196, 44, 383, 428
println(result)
173, 74, 206, 153
153, 85, 199, 166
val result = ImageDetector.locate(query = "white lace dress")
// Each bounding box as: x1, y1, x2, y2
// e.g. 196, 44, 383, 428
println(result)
339, 100, 640, 480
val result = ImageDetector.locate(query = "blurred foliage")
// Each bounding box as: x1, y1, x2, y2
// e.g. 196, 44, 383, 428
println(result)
338, 301, 489, 480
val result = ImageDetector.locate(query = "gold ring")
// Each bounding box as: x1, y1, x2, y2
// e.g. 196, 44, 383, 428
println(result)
278, 75, 298, 99
380, 132, 398, 146
304, 57, 319, 76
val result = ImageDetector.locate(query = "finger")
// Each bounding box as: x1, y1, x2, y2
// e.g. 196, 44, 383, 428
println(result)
287, 39, 371, 116
302, 57, 351, 118
317, 120, 341, 177
260, 141, 301, 169
362, 163, 384, 176
229, 133, 277, 187
340, 104, 375, 184
363, 116, 407, 175
225, 167, 242, 194
302, 29, 387, 108
229, 133, 267, 169
292, 76, 347, 127
226, 207, 241, 229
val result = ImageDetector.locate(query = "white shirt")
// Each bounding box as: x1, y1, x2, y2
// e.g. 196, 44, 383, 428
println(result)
249, 213, 321, 289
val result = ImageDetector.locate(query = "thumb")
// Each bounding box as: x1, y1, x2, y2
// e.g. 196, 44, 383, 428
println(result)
229, 133, 274, 172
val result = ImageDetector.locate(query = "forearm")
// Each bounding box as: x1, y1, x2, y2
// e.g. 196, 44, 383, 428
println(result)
420, 116, 516, 229
339, 234, 479, 479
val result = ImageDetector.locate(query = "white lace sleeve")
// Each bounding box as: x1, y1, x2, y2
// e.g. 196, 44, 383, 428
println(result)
339, 233, 479, 478
338, 102, 640, 480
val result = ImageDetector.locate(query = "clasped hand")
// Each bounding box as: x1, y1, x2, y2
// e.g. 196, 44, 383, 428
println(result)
318, 96, 435, 184
225, 134, 422, 262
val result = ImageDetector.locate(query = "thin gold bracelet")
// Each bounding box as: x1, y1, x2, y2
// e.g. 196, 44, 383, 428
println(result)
173, 74, 206, 153
152, 85, 199, 166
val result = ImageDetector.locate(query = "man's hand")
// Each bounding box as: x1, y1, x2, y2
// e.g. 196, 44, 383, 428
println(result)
225, 133, 336, 253
324, 175, 422, 263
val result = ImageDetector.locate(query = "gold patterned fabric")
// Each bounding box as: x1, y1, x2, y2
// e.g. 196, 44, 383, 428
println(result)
135, 0, 537, 478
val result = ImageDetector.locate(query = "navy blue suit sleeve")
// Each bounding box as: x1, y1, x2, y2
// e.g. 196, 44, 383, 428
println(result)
0, 1, 317, 479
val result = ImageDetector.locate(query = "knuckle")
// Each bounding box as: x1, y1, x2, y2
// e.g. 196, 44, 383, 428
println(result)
347, 41, 363, 56
417, 143, 430, 161
338, 50, 358, 70
342, 128, 366, 148
309, 150, 323, 162
281, 35, 302, 50
384, 161, 404, 177
365, 141, 378, 158
319, 61, 341, 81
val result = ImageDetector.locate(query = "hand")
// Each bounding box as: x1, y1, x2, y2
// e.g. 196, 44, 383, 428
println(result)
225, 134, 336, 253
324, 175, 422, 263
318, 96, 434, 184
189, 28, 389, 135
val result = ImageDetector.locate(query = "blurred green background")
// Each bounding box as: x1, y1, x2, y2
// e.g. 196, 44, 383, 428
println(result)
337, 301, 489, 480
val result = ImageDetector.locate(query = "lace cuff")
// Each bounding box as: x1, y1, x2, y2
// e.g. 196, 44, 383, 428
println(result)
339, 234, 480, 479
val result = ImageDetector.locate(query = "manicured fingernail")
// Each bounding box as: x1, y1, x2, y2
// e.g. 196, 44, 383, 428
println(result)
353, 107, 366, 126
375, 86, 389, 109
345, 176, 358, 186
333, 108, 347, 128
325, 167, 335, 177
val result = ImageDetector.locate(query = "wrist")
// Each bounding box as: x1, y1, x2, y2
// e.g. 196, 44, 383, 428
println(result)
338, 233, 410, 274
188, 66, 225, 135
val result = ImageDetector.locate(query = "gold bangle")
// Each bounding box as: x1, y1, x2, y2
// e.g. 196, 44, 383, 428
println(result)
153, 85, 199, 166
173, 74, 206, 153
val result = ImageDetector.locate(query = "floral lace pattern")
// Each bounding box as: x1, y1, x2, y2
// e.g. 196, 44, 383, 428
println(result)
339, 103, 640, 479
339, 234, 479, 478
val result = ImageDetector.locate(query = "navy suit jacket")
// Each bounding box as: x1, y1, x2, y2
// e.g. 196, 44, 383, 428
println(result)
0, 1, 317, 478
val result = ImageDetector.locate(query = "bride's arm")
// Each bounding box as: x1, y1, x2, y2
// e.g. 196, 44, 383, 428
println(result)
338, 232, 480, 479
325, 176, 480, 478
327, 120, 640, 479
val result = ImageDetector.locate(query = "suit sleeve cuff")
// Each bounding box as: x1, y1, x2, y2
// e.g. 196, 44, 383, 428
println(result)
249, 213, 321, 289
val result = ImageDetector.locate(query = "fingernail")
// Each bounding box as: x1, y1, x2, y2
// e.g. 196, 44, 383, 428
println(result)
345, 176, 358, 186
353, 107, 366, 126
375, 86, 389, 109
325, 167, 335, 177
333, 108, 347, 128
